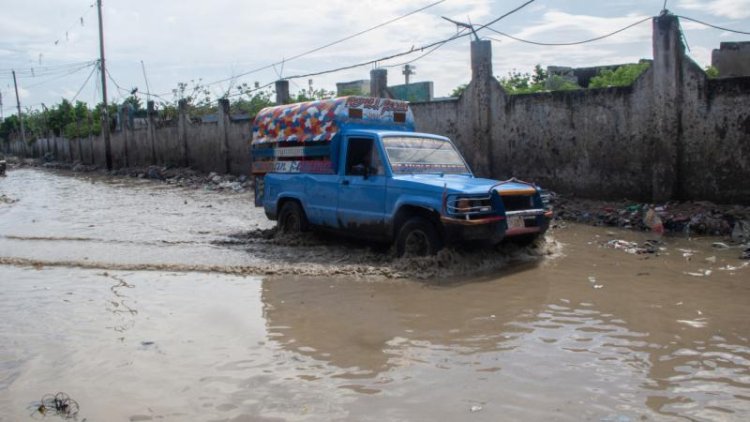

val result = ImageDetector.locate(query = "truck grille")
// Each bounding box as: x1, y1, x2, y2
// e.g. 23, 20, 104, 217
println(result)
501, 194, 534, 211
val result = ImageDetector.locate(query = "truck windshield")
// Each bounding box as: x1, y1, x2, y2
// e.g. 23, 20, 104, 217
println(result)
383, 136, 470, 175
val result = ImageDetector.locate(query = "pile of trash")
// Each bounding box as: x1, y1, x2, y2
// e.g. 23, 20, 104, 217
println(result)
134, 167, 253, 192
7, 156, 253, 194
552, 195, 750, 239
107, 165, 252, 192
604, 239, 662, 255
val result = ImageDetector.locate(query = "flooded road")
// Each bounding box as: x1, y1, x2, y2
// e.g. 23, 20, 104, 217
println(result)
1, 168, 749, 421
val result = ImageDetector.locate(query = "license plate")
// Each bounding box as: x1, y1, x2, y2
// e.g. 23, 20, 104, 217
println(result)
508, 216, 525, 229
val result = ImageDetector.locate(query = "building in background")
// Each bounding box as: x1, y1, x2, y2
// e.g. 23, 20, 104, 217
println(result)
712, 42, 750, 77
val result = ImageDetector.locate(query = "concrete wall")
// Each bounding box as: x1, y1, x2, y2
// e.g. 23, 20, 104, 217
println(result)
411, 14, 750, 204
712, 42, 750, 77
3, 102, 255, 177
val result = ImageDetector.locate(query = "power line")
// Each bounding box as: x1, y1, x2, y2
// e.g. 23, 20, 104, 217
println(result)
20, 62, 97, 89
677, 15, 750, 36
201, 0, 447, 88
386, 28, 470, 68
71, 65, 98, 103
148, 0, 536, 103
256, 0, 534, 86
485, 16, 652, 46
2, 60, 98, 78
51, 2, 96, 47
474, 0, 536, 33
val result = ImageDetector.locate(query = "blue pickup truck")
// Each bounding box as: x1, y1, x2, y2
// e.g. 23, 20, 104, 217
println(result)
251, 97, 551, 256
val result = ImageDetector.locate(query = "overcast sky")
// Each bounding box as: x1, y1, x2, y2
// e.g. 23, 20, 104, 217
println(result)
1, 0, 749, 114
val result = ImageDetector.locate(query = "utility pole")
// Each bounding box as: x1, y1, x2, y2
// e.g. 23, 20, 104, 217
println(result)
1, 91, 4, 121
97, 0, 112, 170
12, 70, 26, 143
402, 64, 415, 85
140, 60, 151, 103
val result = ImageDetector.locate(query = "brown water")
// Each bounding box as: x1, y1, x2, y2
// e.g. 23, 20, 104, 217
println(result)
1, 168, 749, 421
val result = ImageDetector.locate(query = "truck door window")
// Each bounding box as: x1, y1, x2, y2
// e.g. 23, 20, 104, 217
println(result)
346, 138, 383, 176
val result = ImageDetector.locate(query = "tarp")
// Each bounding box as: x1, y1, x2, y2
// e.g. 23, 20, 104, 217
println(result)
251, 96, 414, 145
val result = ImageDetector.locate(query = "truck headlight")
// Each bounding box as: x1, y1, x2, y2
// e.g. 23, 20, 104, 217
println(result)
449, 196, 493, 215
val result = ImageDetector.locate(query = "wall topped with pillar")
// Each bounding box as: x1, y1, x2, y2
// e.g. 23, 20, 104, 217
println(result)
410, 14, 750, 204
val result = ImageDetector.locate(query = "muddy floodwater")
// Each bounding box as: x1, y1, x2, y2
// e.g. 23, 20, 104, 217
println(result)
1, 169, 749, 421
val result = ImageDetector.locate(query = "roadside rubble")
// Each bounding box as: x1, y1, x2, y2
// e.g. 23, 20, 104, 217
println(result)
552, 194, 750, 239
3, 156, 252, 193
0, 193, 17, 204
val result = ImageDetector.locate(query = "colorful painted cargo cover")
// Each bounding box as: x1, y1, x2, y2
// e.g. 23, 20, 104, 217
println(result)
250, 96, 414, 176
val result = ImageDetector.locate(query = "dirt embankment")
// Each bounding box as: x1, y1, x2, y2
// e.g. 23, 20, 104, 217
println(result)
550, 194, 750, 241
4, 155, 251, 192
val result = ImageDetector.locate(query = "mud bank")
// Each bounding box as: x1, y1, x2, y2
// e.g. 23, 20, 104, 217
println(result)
552, 194, 750, 239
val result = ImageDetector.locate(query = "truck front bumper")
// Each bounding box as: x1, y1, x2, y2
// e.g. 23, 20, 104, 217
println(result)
440, 209, 553, 244
440, 215, 507, 244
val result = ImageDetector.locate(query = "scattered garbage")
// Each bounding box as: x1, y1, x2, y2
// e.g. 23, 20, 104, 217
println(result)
33, 392, 80, 419
605, 239, 659, 255
0, 194, 17, 205
719, 262, 749, 271
469, 405, 483, 413
732, 221, 750, 243
684, 269, 712, 277
587, 276, 603, 289
552, 195, 750, 237
643, 207, 664, 235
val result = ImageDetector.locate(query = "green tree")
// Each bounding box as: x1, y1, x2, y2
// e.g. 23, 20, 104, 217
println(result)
289, 88, 336, 103
589, 62, 651, 88
0, 115, 20, 142
451, 83, 468, 97
705, 65, 719, 78
47, 99, 74, 136
231, 84, 274, 116
122, 95, 142, 112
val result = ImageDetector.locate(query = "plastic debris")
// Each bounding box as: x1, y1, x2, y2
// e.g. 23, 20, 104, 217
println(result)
605, 239, 658, 255
33, 392, 80, 419
712, 242, 730, 249
470, 405, 483, 413
644, 208, 665, 234
732, 221, 750, 243
684, 269, 712, 277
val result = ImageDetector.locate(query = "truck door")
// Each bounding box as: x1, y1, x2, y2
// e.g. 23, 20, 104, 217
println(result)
337, 136, 387, 237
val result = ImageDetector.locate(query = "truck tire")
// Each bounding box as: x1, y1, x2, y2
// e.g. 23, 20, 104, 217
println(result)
278, 201, 309, 234
396, 217, 443, 257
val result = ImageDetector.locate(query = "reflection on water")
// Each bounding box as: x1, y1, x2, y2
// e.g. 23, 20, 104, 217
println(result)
258, 229, 750, 421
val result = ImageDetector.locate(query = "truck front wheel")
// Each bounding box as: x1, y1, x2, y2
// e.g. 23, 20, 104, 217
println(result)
396, 217, 443, 257
278, 201, 309, 234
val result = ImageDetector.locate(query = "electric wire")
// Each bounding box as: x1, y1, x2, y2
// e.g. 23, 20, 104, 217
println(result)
485, 16, 652, 46
51, 2, 96, 47
201, 0, 447, 88
385, 28, 470, 68
202, 0, 536, 99
676, 15, 750, 35
71, 65, 98, 102
21, 62, 97, 89
2, 60, 98, 78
